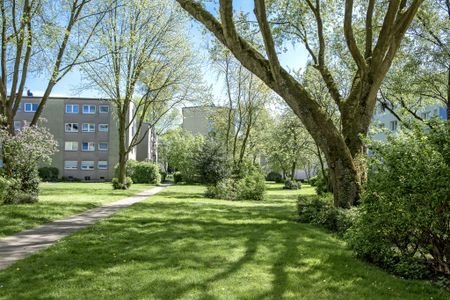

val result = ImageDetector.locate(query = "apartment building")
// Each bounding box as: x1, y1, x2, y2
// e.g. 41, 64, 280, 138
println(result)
182, 105, 229, 136
12, 96, 156, 180
370, 103, 448, 141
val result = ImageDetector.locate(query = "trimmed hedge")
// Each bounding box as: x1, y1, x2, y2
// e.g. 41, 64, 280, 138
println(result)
38, 166, 59, 182
283, 179, 301, 190
266, 171, 283, 183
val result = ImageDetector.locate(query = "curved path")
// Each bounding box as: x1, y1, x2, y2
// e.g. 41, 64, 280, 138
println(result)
0, 184, 170, 270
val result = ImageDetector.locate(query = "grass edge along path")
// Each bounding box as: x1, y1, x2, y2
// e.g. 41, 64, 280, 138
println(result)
0, 185, 168, 270
0, 184, 448, 299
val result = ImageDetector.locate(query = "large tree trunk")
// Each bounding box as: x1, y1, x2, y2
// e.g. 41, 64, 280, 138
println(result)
117, 113, 128, 188
447, 66, 450, 120
290, 161, 296, 181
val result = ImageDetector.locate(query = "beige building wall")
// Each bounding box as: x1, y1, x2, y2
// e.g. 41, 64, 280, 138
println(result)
182, 106, 217, 136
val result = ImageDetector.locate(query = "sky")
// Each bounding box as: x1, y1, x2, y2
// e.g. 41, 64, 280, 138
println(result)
24, 1, 309, 103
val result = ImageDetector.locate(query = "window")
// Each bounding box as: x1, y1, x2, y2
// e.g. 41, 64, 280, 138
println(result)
14, 121, 22, 131
24, 103, 38, 112
65, 123, 79, 132
98, 143, 108, 151
82, 142, 95, 151
390, 120, 398, 131
83, 105, 96, 114
99, 105, 109, 113
65, 104, 79, 114
64, 141, 78, 151
64, 161, 78, 170
98, 161, 108, 170
377, 123, 385, 129
81, 161, 95, 170
17, 103, 22, 112
82, 123, 95, 133
98, 124, 109, 132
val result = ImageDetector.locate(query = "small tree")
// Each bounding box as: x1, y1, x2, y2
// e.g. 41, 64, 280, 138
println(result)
0, 122, 58, 203
195, 138, 231, 184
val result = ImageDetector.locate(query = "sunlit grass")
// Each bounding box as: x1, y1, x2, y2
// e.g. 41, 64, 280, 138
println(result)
0, 182, 152, 237
0, 183, 447, 299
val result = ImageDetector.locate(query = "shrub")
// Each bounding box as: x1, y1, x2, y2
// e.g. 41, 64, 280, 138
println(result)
346, 123, 450, 278
195, 138, 231, 184
283, 179, 300, 190
173, 172, 183, 184
132, 161, 161, 184
308, 175, 318, 186
112, 177, 133, 190
38, 166, 59, 182
160, 172, 167, 182
314, 170, 332, 195
206, 161, 266, 201
266, 171, 283, 183
297, 194, 356, 236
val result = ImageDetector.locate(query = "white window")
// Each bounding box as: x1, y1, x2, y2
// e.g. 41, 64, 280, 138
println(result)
98, 124, 109, 132
24, 103, 38, 112
65, 104, 79, 114
17, 103, 22, 112
65, 123, 79, 132
64, 141, 78, 151
98, 161, 108, 170
82, 123, 95, 133
83, 105, 96, 114
64, 161, 78, 170
81, 161, 95, 170
98, 142, 108, 151
99, 105, 109, 113
14, 121, 22, 131
82, 142, 95, 151
390, 120, 398, 131
421, 111, 431, 120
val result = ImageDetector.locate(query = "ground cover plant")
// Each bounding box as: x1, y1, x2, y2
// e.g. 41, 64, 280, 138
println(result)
0, 182, 150, 237
0, 183, 447, 299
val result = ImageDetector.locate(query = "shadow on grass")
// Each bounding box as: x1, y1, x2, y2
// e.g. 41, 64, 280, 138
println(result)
0, 187, 447, 299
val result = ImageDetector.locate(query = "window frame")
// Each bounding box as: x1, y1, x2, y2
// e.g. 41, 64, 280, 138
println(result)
98, 142, 108, 151
82, 142, 95, 152
65, 104, 79, 114
24, 103, 38, 112
80, 161, 95, 170
65, 123, 79, 133
64, 161, 78, 170
82, 105, 96, 114
99, 105, 109, 113
97, 161, 108, 170
82, 123, 96, 133
98, 124, 109, 132
64, 141, 79, 151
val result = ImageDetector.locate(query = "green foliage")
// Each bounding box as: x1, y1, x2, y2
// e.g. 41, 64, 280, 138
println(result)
131, 161, 161, 184
347, 123, 450, 278
297, 195, 356, 236
195, 138, 231, 184
0, 124, 58, 203
266, 171, 283, 183
173, 172, 183, 184
38, 167, 59, 182
161, 129, 204, 183
160, 172, 167, 183
314, 170, 331, 195
206, 161, 266, 201
308, 175, 318, 186
283, 179, 301, 190
112, 177, 133, 190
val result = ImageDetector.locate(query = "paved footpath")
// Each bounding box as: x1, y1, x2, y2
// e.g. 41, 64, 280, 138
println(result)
0, 184, 170, 270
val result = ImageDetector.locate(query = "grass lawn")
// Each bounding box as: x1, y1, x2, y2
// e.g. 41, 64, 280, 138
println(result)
0, 183, 448, 299
0, 182, 152, 237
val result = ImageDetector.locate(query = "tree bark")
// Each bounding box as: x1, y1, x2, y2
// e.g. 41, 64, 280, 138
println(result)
117, 111, 128, 188
290, 161, 296, 181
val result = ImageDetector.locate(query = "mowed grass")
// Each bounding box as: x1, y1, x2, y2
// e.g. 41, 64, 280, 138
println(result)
0, 183, 448, 299
0, 182, 152, 237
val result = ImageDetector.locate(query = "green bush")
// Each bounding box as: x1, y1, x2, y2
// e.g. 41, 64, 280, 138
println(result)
308, 175, 318, 186
283, 179, 301, 190
160, 172, 167, 182
195, 138, 231, 184
346, 123, 450, 278
173, 172, 183, 184
206, 161, 266, 201
112, 177, 133, 190
132, 161, 161, 184
38, 166, 59, 182
266, 171, 283, 183
0, 176, 38, 204
297, 194, 356, 236
314, 170, 332, 195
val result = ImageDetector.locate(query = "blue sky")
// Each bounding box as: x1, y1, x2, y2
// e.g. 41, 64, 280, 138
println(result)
25, 1, 309, 101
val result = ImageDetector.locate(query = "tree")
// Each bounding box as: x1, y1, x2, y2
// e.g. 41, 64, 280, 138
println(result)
0, 0, 110, 176
175, 0, 423, 207
82, 0, 198, 187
